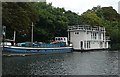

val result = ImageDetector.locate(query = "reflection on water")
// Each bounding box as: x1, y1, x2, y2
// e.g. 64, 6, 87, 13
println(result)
2, 50, 118, 75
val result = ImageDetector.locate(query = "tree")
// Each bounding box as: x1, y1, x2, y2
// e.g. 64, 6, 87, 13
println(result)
2, 2, 39, 42
80, 10, 102, 26
64, 10, 81, 25
33, 2, 69, 42
2, 2, 38, 32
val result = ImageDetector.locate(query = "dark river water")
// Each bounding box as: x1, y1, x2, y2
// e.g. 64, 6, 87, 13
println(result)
2, 50, 118, 75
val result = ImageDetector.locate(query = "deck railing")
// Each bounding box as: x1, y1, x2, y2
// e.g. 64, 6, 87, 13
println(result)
68, 25, 105, 32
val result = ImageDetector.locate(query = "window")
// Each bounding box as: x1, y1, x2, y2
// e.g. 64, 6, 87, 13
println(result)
87, 41, 89, 48
75, 32, 79, 34
89, 41, 90, 48
95, 33, 97, 39
86, 41, 90, 48
84, 41, 86, 48
99, 33, 101, 39
91, 33, 93, 39
58, 38, 60, 40
91, 32, 97, 39
103, 33, 105, 40
100, 42, 102, 48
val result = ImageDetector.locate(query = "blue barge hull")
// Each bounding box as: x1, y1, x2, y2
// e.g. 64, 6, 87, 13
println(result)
4, 46, 73, 53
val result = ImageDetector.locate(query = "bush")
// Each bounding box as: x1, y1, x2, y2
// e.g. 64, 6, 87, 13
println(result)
110, 43, 120, 50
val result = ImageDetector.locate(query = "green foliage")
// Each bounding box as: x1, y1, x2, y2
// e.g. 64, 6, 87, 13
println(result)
80, 10, 102, 26
64, 10, 81, 25
2, 2, 39, 42
2, 2, 38, 32
33, 3, 66, 41
101, 7, 119, 21
33, 2, 81, 42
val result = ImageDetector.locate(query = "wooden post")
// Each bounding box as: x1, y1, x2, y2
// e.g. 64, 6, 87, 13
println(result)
13, 31, 16, 45
31, 22, 34, 46
2, 26, 6, 49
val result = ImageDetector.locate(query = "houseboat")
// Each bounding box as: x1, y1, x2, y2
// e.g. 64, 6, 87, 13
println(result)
67, 25, 110, 50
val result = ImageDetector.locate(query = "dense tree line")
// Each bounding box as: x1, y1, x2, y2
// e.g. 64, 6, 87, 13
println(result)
2, 2, 120, 49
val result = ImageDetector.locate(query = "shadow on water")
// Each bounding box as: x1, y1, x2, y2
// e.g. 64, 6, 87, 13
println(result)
2, 50, 118, 75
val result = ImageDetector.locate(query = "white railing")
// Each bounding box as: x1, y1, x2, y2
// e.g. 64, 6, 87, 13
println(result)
68, 25, 105, 32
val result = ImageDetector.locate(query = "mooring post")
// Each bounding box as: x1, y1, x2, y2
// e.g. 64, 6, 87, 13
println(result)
31, 22, 34, 46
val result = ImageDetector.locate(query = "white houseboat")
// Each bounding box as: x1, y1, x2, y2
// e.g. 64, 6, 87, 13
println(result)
67, 25, 110, 50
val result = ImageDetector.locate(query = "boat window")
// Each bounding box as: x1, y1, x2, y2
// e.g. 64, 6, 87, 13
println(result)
99, 33, 101, 39
91, 33, 93, 39
58, 38, 60, 40
95, 33, 97, 39
89, 41, 90, 48
87, 41, 89, 48
84, 41, 86, 48
103, 33, 105, 40
75, 32, 79, 34
86, 41, 90, 48
77, 32, 79, 34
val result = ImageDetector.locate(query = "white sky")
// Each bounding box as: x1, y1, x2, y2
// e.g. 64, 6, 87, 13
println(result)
47, 0, 120, 15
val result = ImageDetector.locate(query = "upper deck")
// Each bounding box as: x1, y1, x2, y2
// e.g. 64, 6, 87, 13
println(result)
67, 25, 105, 32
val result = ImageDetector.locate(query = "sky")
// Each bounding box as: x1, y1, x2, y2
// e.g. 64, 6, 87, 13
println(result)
47, 0, 120, 15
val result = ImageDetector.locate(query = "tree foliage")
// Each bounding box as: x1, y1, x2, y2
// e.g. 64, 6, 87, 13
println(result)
33, 2, 81, 42
80, 10, 102, 26
2, 2, 38, 42
2, 2, 38, 32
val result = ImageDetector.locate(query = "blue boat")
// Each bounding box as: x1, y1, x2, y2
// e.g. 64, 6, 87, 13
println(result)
4, 46, 72, 53
3, 40, 73, 53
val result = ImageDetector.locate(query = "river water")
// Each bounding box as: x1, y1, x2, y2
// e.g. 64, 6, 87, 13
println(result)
2, 50, 118, 75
